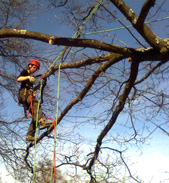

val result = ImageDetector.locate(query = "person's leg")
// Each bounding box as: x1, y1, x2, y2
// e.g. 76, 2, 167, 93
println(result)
27, 120, 35, 135
26, 119, 36, 142
25, 95, 42, 142
27, 96, 43, 122
27, 95, 52, 131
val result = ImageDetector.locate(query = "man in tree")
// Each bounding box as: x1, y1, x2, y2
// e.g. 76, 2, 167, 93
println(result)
17, 60, 52, 143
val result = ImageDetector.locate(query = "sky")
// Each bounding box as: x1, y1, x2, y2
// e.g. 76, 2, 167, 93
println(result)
130, 133, 169, 183
1, 0, 169, 183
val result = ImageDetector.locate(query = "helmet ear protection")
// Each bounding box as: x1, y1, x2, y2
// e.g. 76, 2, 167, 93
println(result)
28, 60, 40, 70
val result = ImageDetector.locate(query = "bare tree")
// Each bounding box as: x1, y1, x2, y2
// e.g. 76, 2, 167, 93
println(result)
0, 0, 169, 182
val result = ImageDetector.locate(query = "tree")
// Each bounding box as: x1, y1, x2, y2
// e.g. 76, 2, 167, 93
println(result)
32, 159, 69, 183
0, 0, 169, 182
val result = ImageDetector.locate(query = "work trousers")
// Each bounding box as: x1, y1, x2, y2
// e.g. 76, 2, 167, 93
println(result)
18, 88, 43, 136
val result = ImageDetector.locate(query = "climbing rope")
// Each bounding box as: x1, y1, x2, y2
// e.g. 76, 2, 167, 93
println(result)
84, 16, 169, 35
50, 64, 61, 183
27, 90, 36, 118
30, 1, 103, 182
46, 0, 103, 74
33, 79, 44, 182
48, 1, 103, 182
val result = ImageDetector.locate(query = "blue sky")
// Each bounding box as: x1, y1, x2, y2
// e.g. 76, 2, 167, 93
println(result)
1, 0, 169, 182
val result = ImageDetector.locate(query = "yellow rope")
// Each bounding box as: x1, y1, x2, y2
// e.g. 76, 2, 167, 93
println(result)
32, 1, 103, 182
50, 64, 61, 183
33, 79, 44, 182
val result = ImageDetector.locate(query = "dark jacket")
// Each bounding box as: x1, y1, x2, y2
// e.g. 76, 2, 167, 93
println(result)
17, 70, 33, 104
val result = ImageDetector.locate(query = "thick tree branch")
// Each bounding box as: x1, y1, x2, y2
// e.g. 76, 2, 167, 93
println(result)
47, 49, 169, 79
45, 53, 113, 77
1, 29, 169, 63
137, 0, 156, 24
0, 28, 133, 54
86, 60, 139, 173
0, 28, 157, 57
110, 0, 167, 52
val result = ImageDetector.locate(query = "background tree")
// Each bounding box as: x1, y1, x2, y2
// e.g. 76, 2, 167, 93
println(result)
0, 0, 169, 182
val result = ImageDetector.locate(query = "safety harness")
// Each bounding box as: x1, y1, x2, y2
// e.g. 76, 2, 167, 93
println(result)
27, 89, 36, 118
21, 76, 47, 118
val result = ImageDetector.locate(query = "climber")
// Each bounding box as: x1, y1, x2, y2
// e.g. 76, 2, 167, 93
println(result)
17, 60, 52, 143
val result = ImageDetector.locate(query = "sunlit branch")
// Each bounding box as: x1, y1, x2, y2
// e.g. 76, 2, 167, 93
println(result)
137, 0, 156, 25
0, 28, 135, 54
110, 0, 165, 50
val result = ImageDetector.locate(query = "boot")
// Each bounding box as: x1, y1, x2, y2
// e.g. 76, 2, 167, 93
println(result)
26, 135, 36, 143
38, 118, 53, 130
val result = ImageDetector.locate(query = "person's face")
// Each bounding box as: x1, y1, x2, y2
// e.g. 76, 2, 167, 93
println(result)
29, 65, 38, 73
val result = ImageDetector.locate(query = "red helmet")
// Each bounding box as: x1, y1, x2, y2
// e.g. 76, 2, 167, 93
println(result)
28, 60, 40, 69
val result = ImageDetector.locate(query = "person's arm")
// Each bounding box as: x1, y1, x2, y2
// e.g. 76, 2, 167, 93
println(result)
17, 76, 35, 82
17, 76, 30, 82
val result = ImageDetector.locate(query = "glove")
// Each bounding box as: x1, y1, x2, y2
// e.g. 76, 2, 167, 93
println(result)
28, 76, 36, 83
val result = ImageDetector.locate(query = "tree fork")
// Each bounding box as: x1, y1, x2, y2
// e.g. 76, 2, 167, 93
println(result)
87, 60, 139, 173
